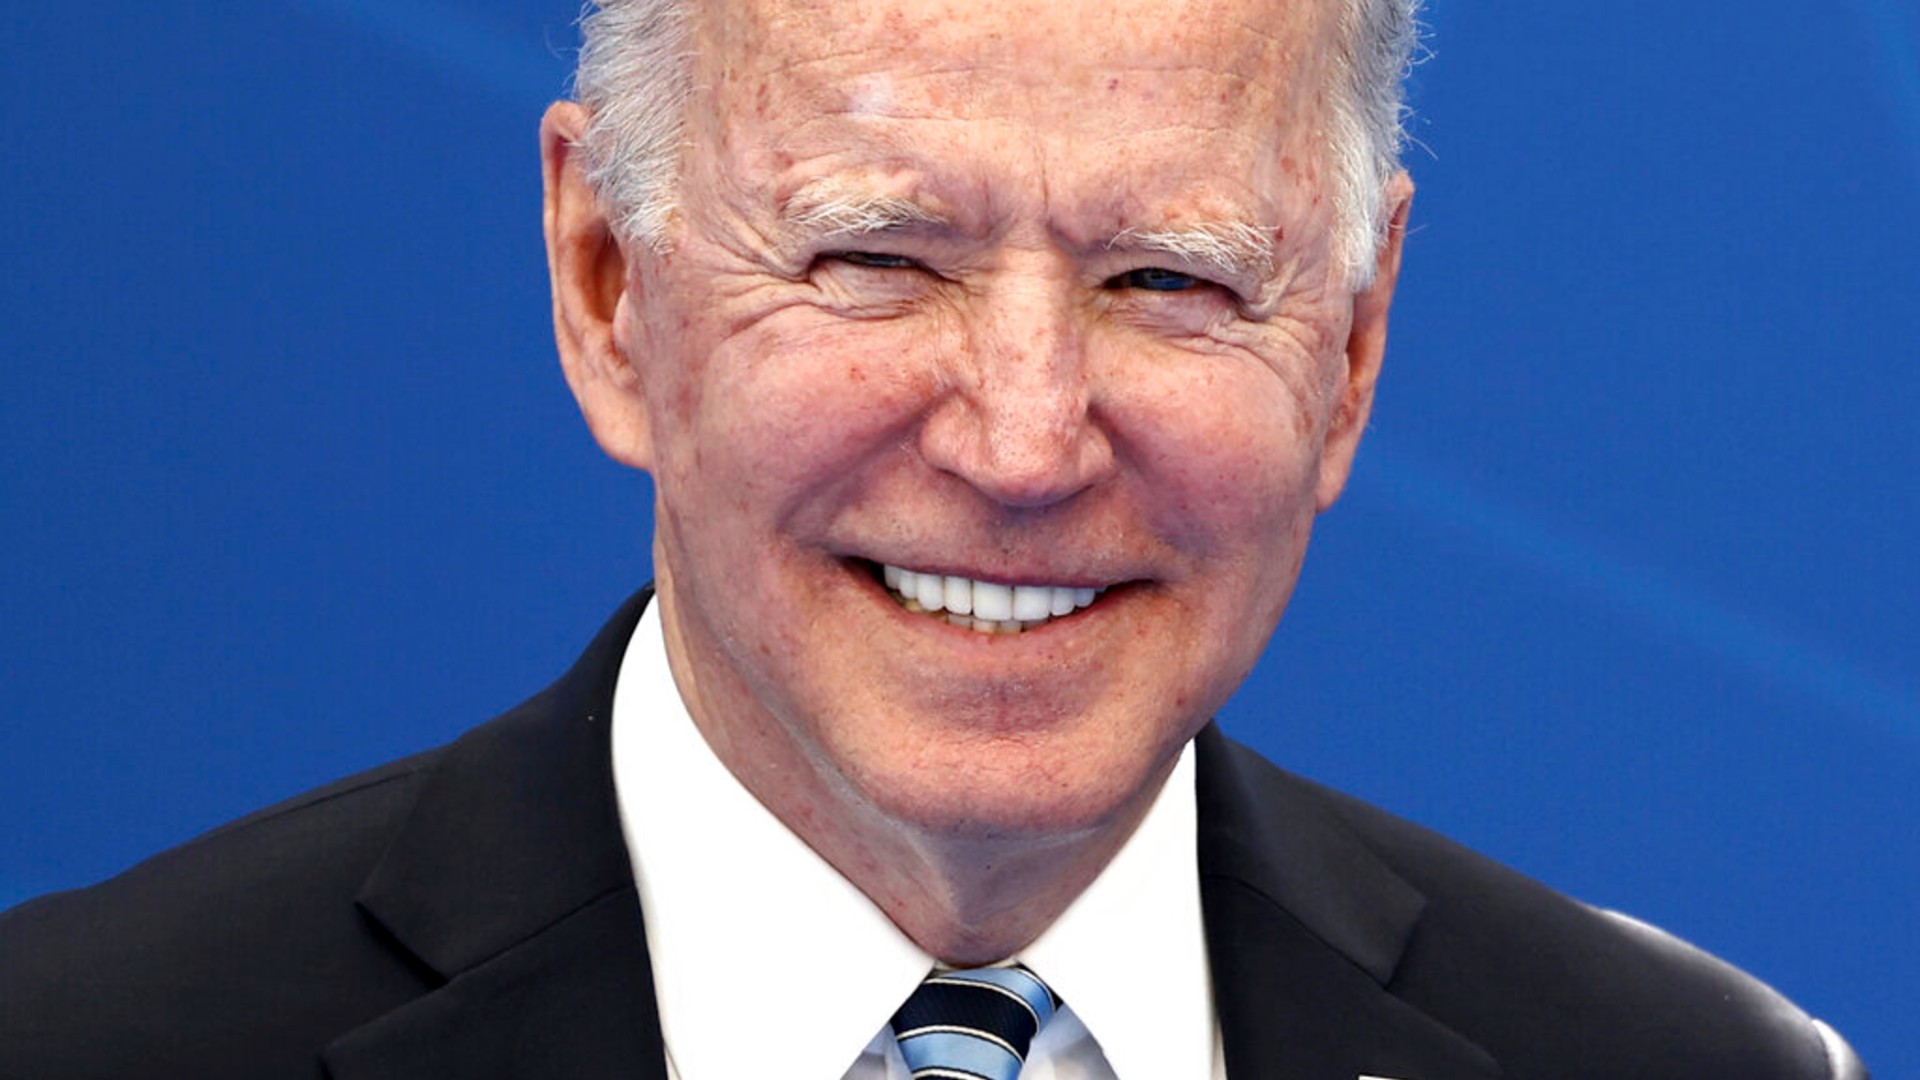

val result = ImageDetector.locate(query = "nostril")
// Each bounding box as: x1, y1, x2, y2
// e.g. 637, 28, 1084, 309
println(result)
917, 397, 1115, 511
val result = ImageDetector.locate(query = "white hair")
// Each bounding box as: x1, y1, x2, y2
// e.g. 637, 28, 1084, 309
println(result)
1112, 222, 1276, 283
1325, 0, 1423, 287
572, 0, 1421, 287
783, 181, 948, 238
573, 0, 693, 247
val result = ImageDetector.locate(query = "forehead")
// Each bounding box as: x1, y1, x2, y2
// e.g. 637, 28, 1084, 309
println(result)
703, 0, 1327, 79
684, 0, 1339, 235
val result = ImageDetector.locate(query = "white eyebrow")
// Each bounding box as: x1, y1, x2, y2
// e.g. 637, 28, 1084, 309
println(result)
782, 182, 949, 239
1108, 221, 1276, 282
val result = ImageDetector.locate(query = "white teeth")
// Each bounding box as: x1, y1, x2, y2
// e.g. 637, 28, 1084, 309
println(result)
971, 581, 1013, 621
1011, 585, 1052, 621
915, 572, 946, 612
943, 575, 973, 615
880, 564, 1105, 633
1050, 587, 1076, 617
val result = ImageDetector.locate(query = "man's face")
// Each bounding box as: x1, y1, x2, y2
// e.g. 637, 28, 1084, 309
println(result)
590, 0, 1400, 842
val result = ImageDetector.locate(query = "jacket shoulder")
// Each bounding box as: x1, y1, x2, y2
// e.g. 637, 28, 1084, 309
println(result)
1202, 733, 1866, 1079
0, 752, 441, 1079
0, 591, 651, 1079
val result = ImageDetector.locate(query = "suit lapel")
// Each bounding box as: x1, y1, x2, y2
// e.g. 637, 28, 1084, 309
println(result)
324, 589, 669, 1079
313, 593, 1497, 1079
1195, 728, 1501, 1080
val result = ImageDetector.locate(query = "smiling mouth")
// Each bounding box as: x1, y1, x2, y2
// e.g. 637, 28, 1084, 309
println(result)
878, 563, 1107, 634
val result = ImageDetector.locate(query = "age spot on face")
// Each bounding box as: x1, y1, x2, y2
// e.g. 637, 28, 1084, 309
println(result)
844, 74, 898, 118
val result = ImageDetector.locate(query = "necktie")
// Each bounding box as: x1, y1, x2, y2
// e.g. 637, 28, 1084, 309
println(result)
890, 966, 1059, 1080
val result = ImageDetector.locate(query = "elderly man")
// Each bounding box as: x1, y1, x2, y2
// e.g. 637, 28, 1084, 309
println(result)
0, 0, 1867, 1077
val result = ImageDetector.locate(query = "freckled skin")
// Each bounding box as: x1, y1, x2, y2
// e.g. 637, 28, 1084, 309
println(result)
543, 0, 1410, 962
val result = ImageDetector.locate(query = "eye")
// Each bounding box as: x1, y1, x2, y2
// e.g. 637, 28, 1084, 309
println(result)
828, 250, 921, 270
1106, 266, 1205, 292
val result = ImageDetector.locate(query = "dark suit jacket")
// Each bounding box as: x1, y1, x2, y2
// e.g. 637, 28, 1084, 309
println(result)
2, 589, 1867, 1079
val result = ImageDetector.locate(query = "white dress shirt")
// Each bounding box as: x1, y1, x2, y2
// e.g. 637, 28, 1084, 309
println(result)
611, 604, 1225, 1078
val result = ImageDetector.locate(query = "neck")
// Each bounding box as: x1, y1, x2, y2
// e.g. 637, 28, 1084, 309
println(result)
808, 775, 1169, 966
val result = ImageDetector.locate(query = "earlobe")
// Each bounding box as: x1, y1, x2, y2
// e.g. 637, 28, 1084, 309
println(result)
541, 100, 655, 471
1315, 173, 1414, 511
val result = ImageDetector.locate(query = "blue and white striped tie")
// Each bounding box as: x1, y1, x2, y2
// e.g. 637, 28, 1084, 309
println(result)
890, 966, 1059, 1080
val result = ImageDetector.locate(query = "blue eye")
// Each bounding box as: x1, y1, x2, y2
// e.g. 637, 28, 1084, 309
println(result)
1110, 267, 1202, 292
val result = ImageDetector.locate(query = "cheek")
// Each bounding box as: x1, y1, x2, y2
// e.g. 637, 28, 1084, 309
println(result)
628, 269, 707, 453
1114, 352, 1332, 554
657, 303, 953, 510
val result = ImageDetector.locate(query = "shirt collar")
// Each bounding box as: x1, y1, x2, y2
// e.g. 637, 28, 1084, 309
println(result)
1022, 743, 1214, 1080
611, 602, 1214, 1079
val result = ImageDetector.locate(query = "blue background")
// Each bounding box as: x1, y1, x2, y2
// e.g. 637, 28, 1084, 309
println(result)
4, 1, 1915, 1069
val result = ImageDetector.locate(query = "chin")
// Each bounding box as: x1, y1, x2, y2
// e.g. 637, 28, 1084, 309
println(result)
840, 730, 1177, 843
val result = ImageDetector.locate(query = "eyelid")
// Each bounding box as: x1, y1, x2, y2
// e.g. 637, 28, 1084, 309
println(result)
1105, 264, 1243, 301
828, 250, 921, 269
1104, 267, 1174, 291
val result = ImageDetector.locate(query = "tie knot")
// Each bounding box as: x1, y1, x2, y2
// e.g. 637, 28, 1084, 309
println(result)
891, 966, 1059, 1080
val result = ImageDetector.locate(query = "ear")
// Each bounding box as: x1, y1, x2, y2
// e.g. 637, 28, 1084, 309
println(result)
542, 100, 654, 471
1316, 172, 1413, 510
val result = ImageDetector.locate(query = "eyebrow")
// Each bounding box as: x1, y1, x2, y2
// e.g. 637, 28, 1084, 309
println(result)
1107, 221, 1276, 282
781, 181, 950, 240
778, 180, 1275, 281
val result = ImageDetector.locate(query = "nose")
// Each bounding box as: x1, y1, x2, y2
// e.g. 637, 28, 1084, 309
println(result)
918, 267, 1116, 509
